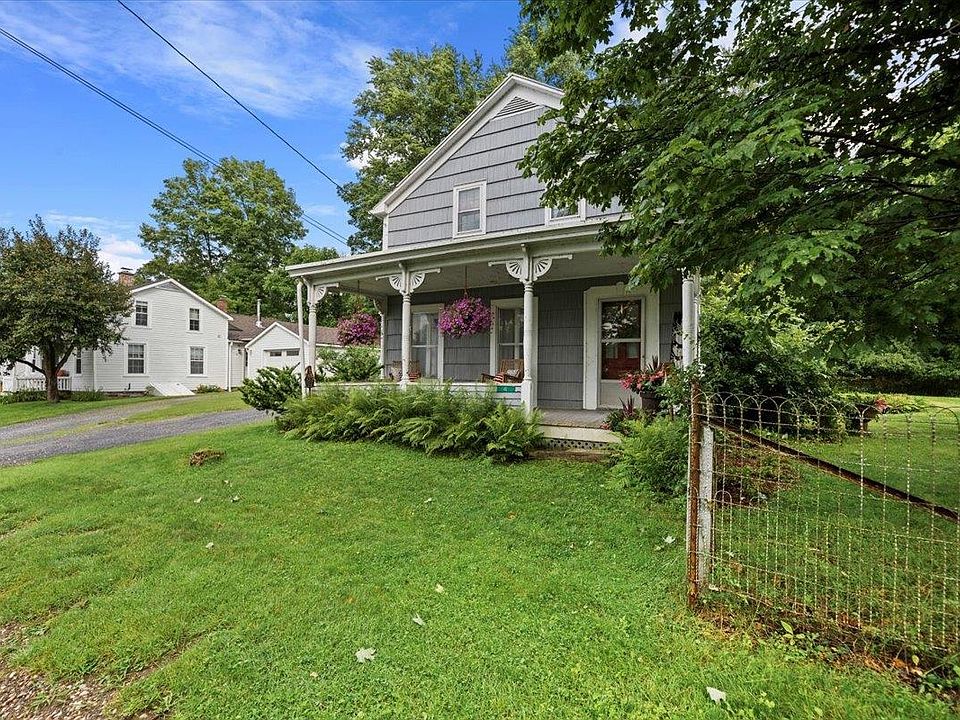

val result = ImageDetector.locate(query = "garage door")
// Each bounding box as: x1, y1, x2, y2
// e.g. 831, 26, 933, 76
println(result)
263, 348, 301, 369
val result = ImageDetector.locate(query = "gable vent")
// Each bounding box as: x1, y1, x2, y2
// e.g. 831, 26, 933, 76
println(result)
494, 96, 540, 119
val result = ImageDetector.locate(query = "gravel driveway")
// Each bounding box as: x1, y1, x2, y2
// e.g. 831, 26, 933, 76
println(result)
0, 407, 264, 468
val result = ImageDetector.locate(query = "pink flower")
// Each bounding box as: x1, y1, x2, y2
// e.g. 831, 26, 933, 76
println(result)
438, 296, 492, 338
337, 312, 380, 346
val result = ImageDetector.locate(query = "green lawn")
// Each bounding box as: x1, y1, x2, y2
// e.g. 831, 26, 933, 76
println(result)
0, 395, 156, 427
115, 390, 247, 423
0, 425, 951, 719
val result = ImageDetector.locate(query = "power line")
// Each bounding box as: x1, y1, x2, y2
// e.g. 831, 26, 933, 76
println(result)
0, 24, 350, 250
116, 0, 344, 192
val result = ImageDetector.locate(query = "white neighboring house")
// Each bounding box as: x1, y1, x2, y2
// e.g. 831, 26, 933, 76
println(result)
225, 309, 339, 388
1, 274, 233, 395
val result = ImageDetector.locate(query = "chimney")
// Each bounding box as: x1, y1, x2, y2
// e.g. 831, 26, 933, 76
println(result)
215, 296, 230, 312
255, 299, 262, 328
118, 267, 135, 287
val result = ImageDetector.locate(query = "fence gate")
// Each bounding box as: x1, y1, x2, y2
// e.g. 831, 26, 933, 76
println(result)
686, 390, 960, 656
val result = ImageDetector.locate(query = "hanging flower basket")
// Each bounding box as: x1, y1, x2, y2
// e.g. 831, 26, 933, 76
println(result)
336, 312, 379, 346
438, 296, 492, 338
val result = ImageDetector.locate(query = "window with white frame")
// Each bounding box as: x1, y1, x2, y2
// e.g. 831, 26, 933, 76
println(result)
188, 307, 200, 331
127, 343, 145, 374
453, 182, 485, 236
75, 354, 82, 375
412, 310, 441, 378
189, 346, 205, 375
546, 198, 586, 224
267, 350, 283, 357
600, 299, 643, 380
134, 300, 149, 327
495, 307, 523, 365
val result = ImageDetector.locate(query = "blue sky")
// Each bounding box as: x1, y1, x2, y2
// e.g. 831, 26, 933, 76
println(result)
0, 0, 524, 271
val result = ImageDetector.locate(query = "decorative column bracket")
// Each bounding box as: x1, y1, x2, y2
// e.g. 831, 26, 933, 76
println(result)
488, 251, 572, 286
306, 282, 339, 308
375, 267, 440, 296
375, 266, 440, 386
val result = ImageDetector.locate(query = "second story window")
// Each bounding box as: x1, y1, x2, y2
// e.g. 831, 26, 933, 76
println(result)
546, 199, 586, 224
453, 182, 485, 236
75, 355, 82, 375
134, 300, 148, 327
189, 307, 200, 332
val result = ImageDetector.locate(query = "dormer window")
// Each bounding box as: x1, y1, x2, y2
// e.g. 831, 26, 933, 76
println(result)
546, 199, 586, 224
453, 182, 486, 236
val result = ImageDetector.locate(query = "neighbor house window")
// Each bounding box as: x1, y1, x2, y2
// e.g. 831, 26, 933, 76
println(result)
286, 349, 300, 356
188, 307, 200, 331
546, 199, 585, 224
190, 347, 205, 375
134, 300, 148, 327
75, 355, 82, 375
600, 299, 643, 380
453, 182, 485, 236
267, 350, 283, 357
127, 344, 145, 374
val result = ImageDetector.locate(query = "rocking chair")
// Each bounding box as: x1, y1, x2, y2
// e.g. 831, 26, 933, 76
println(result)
389, 360, 421, 382
481, 358, 523, 384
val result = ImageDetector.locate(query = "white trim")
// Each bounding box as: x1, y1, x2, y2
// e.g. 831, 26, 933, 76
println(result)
124, 341, 148, 377
371, 74, 563, 217
244, 321, 301, 349
188, 345, 207, 377
582, 284, 660, 410
544, 199, 586, 225
411, 303, 444, 380
187, 306, 201, 332
131, 278, 234, 321
489, 298, 538, 380
452, 181, 486, 238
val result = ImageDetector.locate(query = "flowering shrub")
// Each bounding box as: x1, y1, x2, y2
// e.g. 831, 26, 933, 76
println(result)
438, 296, 492, 338
620, 359, 669, 393
336, 312, 379, 346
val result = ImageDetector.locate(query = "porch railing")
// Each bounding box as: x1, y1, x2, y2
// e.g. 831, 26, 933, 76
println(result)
0, 376, 71, 393
310, 380, 523, 407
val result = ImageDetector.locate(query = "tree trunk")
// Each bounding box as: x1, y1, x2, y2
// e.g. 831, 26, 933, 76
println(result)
42, 347, 59, 403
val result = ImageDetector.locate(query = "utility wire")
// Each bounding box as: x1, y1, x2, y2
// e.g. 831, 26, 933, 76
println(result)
116, 0, 344, 191
0, 24, 350, 249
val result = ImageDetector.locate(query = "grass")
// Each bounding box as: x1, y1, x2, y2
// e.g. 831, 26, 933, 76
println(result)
0, 425, 952, 719
0, 395, 156, 427
116, 391, 246, 423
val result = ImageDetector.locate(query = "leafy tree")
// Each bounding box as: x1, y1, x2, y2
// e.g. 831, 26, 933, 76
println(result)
138, 157, 306, 313
338, 46, 490, 253
339, 36, 586, 253
0, 217, 130, 402
521, 0, 960, 345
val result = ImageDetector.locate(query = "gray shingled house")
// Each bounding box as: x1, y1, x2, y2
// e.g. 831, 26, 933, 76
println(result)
287, 74, 698, 443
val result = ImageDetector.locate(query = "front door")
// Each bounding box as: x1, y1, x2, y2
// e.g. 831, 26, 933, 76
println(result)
599, 299, 644, 408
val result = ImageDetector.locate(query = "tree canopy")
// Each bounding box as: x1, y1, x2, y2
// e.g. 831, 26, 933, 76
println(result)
521, 0, 960, 345
339, 30, 586, 253
138, 157, 306, 314
0, 217, 130, 401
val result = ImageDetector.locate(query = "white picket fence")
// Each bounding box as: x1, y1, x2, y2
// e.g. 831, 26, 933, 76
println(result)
0, 375, 71, 393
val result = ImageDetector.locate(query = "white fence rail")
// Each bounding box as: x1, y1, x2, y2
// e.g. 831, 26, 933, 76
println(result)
0, 375, 71, 393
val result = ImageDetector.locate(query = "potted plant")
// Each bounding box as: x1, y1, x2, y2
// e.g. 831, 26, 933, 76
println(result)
336, 312, 380, 346
438, 296, 492, 338
620, 359, 669, 413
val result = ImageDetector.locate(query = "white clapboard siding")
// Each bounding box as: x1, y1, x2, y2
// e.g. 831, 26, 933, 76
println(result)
93, 283, 229, 392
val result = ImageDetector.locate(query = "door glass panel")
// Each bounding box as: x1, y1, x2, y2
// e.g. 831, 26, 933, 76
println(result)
601, 342, 642, 379
496, 307, 523, 364
601, 300, 640, 340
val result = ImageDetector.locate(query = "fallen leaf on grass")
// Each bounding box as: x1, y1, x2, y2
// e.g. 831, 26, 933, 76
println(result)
231, 496, 240, 503
434, 584, 445, 594
706, 687, 726, 705
309, 671, 318, 678
205, 542, 214, 549
424, 497, 434, 504
412, 614, 425, 627
194, 497, 203, 503
355, 647, 376, 663
663, 535, 676, 545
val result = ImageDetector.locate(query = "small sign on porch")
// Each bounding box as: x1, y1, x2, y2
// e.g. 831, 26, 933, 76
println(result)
495, 385, 519, 394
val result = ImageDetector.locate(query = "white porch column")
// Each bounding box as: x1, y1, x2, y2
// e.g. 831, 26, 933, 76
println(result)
521, 279, 535, 408
374, 298, 387, 380
378, 266, 440, 385
681, 272, 700, 368
307, 285, 318, 373
490, 247, 571, 412
296, 280, 306, 397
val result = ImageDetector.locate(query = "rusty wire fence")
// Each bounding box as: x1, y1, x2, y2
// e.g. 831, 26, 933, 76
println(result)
686, 391, 960, 657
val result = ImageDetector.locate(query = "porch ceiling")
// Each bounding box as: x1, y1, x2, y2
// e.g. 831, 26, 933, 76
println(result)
288, 232, 639, 297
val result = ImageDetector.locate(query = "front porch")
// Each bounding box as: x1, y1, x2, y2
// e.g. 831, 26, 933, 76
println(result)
290, 230, 696, 418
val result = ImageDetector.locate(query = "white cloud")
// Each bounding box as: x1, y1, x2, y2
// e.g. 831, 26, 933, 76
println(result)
0, 1, 384, 118
302, 203, 339, 217
44, 212, 150, 273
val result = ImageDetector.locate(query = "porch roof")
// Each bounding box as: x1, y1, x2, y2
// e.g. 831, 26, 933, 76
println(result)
286, 223, 637, 296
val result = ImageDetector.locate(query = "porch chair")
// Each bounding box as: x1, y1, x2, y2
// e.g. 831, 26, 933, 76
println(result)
481, 358, 524, 384
389, 360, 422, 382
